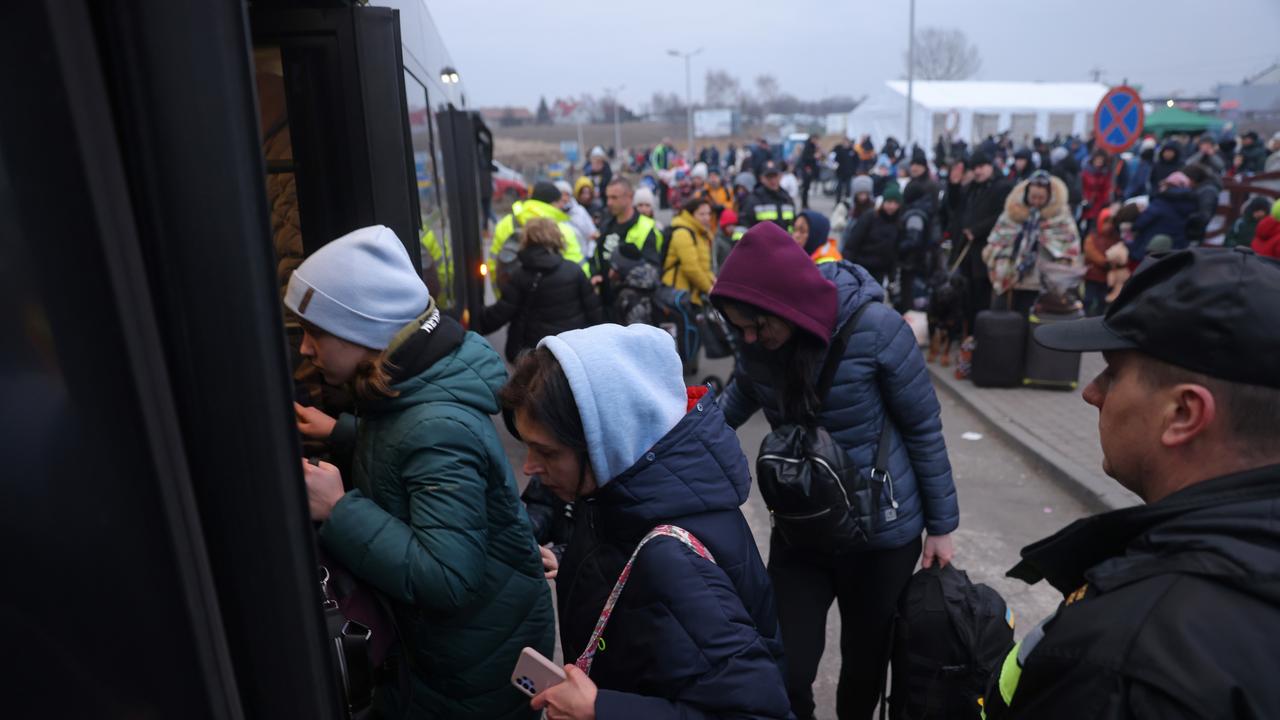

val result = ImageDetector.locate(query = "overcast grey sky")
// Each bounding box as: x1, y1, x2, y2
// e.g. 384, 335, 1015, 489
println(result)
428, 0, 1279, 110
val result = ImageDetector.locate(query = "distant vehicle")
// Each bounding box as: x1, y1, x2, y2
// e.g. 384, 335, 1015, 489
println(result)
492, 159, 528, 201
781, 132, 810, 165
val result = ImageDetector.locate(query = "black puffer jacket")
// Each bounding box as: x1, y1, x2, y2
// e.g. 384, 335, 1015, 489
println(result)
989, 464, 1280, 719
477, 246, 601, 362
842, 207, 903, 277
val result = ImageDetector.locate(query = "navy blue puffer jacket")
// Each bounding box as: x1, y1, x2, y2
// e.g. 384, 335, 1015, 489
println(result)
720, 261, 959, 549
555, 391, 793, 719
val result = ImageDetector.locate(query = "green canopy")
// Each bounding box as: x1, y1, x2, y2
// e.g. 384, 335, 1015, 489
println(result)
1143, 106, 1225, 137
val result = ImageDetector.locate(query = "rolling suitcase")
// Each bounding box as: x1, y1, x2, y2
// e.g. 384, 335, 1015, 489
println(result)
1024, 310, 1084, 390
970, 309, 1027, 388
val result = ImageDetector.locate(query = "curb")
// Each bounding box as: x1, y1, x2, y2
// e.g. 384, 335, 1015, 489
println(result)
926, 361, 1139, 512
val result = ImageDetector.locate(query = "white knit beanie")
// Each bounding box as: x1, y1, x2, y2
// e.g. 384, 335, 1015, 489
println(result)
283, 225, 431, 350
633, 187, 657, 207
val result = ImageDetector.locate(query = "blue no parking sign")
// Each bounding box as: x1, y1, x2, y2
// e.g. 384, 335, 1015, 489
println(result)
1094, 86, 1144, 153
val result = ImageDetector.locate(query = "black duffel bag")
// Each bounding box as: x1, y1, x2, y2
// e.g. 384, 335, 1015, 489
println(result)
756, 302, 897, 552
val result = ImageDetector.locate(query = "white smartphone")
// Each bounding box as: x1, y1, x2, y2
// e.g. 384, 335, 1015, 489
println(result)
511, 646, 566, 698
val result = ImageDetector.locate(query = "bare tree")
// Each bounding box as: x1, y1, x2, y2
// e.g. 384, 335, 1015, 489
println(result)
649, 91, 685, 123
903, 27, 982, 81
704, 69, 741, 107
755, 74, 781, 103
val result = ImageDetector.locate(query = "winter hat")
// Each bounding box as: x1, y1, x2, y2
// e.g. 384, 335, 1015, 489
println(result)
1163, 171, 1191, 189
798, 209, 831, 255
719, 207, 739, 233
733, 171, 756, 192
968, 150, 993, 167
531, 181, 561, 204
590, 146, 607, 159
1140, 137, 1157, 152
852, 175, 874, 195
910, 148, 929, 167
1050, 146, 1069, 165
1243, 196, 1272, 217
553, 180, 573, 196
691, 162, 709, 180
573, 175, 594, 195
882, 182, 903, 203
1014, 148, 1033, 161
540, 324, 686, 485
284, 225, 431, 350
633, 187, 656, 207
711, 222, 838, 345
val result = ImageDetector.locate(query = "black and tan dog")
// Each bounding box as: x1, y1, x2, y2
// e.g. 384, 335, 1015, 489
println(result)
926, 271, 968, 366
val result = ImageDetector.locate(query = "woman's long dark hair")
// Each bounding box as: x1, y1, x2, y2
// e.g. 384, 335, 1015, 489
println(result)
777, 332, 829, 423
719, 300, 831, 423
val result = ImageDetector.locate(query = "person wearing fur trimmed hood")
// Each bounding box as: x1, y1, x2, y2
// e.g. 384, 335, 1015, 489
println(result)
982, 172, 1083, 313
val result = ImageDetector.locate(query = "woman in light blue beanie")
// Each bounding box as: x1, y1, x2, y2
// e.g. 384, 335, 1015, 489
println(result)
287, 225, 555, 720
499, 323, 791, 719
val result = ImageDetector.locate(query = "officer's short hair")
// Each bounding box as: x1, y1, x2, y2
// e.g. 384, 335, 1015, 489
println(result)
1136, 354, 1280, 452
607, 177, 633, 195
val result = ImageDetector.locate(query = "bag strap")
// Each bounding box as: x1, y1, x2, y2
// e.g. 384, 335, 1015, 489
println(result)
815, 300, 875, 402
873, 415, 894, 477
574, 524, 717, 676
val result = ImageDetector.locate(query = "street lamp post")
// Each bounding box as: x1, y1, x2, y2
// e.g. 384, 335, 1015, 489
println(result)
668, 48, 703, 161
604, 84, 626, 160
905, 0, 915, 147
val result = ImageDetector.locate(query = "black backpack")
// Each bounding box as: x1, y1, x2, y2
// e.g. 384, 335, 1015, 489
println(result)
755, 302, 896, 553
884, 565, 1015, 720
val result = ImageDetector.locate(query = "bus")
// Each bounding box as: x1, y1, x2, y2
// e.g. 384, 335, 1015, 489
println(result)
3, 1, 492, 716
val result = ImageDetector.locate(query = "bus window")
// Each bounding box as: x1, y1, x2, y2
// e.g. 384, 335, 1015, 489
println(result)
404, 70, 456, 312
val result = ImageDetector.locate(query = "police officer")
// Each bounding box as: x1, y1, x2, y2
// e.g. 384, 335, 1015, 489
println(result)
984, 247, 1280, 719
488, 181, 587, 291
740, 159, 796, 232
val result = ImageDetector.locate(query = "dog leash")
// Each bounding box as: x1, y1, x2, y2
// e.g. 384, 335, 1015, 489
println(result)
948, 237, 974, 276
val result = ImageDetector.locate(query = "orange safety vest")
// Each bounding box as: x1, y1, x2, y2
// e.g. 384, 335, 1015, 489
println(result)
810, 238, 842, 264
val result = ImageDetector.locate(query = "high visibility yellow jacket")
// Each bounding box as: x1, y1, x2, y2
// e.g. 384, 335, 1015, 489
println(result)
419, 227, 454, 307
488, 200, 587, 290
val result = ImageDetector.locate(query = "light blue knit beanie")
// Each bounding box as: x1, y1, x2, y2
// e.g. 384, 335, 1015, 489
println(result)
283, 225, 431, 350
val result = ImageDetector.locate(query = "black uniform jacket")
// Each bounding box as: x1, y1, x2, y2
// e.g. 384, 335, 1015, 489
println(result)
993, 464, 1280, 719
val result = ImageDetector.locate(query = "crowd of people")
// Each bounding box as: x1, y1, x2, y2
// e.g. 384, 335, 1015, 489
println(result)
277, 118, 1280, 719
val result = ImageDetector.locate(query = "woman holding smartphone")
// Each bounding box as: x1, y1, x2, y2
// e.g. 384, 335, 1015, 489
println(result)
501, 323, 791, 720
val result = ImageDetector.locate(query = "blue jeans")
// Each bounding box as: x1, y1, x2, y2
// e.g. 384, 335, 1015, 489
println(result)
1084, 280, 1109, 317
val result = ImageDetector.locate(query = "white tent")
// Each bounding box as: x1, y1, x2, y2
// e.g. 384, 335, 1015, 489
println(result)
847, 81, 1110, 148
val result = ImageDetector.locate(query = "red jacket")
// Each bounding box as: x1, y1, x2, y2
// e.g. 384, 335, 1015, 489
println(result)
1081, 168, 1113, 222
1252, 216, 1280, 259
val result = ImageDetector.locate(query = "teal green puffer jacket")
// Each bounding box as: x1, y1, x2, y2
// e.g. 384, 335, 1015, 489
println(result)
319, 332, 555, 719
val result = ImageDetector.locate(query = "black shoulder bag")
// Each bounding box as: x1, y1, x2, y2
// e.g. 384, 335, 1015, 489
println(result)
756, 303, 896, 553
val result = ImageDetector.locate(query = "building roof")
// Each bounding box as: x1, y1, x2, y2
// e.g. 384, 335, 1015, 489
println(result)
884, 81, 1110, 112
478, 107, 534, 121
